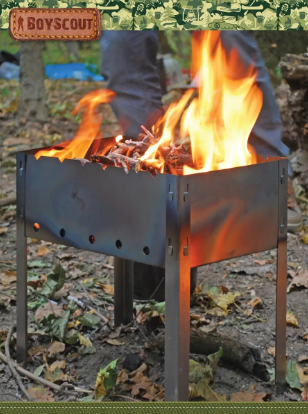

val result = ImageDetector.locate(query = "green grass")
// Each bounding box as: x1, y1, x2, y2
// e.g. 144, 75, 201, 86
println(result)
0, 31, 101, 67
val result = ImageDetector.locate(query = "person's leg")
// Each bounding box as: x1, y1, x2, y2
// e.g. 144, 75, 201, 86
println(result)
100, 31, 164, 139
220, 31, 302, 232
218, 32, 291, 173
191, 31, 301, 231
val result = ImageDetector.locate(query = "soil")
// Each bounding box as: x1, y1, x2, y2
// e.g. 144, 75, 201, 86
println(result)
0, 80, 308, 403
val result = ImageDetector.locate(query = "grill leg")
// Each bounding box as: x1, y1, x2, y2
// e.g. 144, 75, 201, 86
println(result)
275, 236, 287, 391
16, 153, 28, 365
275, 159, 288, 392
165, 178, 191, 401
114, 258, 134, 326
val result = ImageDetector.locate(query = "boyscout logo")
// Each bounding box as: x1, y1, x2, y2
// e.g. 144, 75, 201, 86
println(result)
9, 8, 101, 41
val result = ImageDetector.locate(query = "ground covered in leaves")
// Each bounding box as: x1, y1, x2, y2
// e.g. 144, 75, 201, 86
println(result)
1, 79, 308, 403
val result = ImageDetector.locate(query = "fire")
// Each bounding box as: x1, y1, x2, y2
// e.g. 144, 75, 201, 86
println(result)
143, 31, 263, 175
35, 89, 115, 162
34, 32, 263, 176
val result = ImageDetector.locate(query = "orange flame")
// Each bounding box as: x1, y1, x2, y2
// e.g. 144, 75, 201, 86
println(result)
35, 89, 115, 162
142, 31, 263, 174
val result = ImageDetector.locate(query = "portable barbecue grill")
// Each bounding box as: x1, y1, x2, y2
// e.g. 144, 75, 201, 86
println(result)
16, 140, 288, 401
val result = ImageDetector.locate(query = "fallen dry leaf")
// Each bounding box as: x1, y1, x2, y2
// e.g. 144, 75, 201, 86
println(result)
298, 355, 308, 363
247, 297, 262, 308
287, 269, 308, 292
254, 259, 274, 266
131, 380, 151, 397
49, 360, 66, 372
288, 262, 299, 270
286, 311, 299, 327
268, 347, 275, 357
78, 333, 92, 347
28, 344, 51, 357
27, 387, 55, 402
230, 385, 267, 402
99, 284, 114, 295
0, 270, 16, 285
37, 246, 51, 257
142, 384, 164, 401
106, 339, 124, 346
48, 341, 65, 356
116, 369, 128, 385
0, 228, 8, 235
35, 302, 63, 322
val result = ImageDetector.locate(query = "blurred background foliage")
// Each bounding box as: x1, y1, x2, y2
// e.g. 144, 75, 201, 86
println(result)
1, 30, 308, 86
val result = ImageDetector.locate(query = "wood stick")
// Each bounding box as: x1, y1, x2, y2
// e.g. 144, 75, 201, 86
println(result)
0, 350, 90, 396
5, 324, 36, 401
91, 155, 114, 166
154, 330, 270, 381
141, 125, 157, 144
0, 197, 16, 207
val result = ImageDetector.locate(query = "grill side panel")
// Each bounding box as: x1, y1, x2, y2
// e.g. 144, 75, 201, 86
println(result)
24, 155, 168, 267
189, 161, 279, 268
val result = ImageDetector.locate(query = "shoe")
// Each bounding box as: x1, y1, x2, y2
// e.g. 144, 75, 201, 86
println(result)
287, 178, 303, 233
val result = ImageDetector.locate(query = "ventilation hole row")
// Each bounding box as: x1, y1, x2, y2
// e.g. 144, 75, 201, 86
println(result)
33, 224, 150, 255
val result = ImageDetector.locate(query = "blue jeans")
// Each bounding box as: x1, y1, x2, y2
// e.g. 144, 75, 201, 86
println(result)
100, 31, 291, 175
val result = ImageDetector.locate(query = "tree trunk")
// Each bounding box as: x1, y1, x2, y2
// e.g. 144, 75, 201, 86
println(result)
18, 41, 48, 121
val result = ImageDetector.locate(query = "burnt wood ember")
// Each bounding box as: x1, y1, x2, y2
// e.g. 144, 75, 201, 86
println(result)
89, 127, 194, 175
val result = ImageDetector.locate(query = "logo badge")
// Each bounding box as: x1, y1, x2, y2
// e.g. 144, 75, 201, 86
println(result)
9, 8, 101, 41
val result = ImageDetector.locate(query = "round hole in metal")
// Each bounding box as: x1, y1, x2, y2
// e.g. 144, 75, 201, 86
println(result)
89, 235, 95, 244
143, 246, 150, 256
116, 240, 122, 249
33, 223, 40, 232
60, 228, 65, 238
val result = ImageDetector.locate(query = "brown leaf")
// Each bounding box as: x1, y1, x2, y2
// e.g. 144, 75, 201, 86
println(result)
247, 297, 262, 308
49, 360, 66, 372
35, 302, 63, 322
28, 344, 51, 357
105, 339, 124, 346
130, 371, 145, 384
0, 228, 8, 235
131, 380, 151, 397
27, 387, 55, 402
268, 347, 275, 357
230, 385, 267, 402
142, 384, 164, 401
99, 284, 114, 295
254, 259, 274, 266
0, 270, 16, 285
109, 327, 121, 339
48, 341, 65, 356
287, 269, 308, 292
37, 246, 51, 257
129, 363, 148, 378
298, 355, 308, 363
116, 369, 128, 385
286, 311, 299, 327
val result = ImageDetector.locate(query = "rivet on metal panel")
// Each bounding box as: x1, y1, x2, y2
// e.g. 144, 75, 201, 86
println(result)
183, 246, 189, 256
280, 168, 285, 185
169, 192, 174, 201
